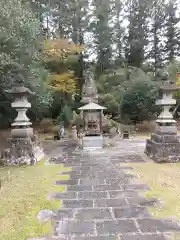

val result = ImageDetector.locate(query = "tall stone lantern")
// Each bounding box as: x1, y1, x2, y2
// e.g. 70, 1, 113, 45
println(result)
3, 69, 44, 165
8, 86, 34, 138
145, 79, 180, 163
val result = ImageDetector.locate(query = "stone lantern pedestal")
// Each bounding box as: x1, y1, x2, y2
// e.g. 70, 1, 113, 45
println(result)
145, 81, 180, 163
3, 86, 44, 165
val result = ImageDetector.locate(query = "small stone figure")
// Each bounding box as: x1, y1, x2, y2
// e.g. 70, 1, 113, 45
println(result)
59, 124, 65, 140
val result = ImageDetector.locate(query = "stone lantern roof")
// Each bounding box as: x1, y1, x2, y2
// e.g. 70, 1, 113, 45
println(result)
6, 86, 35, 95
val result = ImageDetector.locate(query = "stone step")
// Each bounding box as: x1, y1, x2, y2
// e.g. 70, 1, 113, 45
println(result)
55, 207, 151, 220
71, 234, 168, 240
61, 197, 158, 209
48, 190, 139, 200
65, 184, 150, 192
27, 234, 168, 240
54, 219, 180, 237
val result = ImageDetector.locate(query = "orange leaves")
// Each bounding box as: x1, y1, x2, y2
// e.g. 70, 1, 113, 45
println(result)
42, 38, 82, 94
43, 38, 82, 61
48, 72, 76, 94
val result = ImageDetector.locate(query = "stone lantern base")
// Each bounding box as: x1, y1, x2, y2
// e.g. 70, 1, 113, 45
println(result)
145, 132, 180, 163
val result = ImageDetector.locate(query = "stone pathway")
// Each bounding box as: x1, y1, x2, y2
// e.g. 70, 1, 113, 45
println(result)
47, 139, 180, 239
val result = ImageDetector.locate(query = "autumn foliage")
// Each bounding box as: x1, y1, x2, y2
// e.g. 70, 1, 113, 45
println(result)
43, 39, 82, 94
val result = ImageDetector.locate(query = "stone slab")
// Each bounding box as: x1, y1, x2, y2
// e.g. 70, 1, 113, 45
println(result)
96, 219, 138, 235
74, 208, 112, 220
56, 220, 94, 235
120, 234, 168, 240
108, 191, 139, 199
51, 192, 77, 200
67, 185, 93, 192
63, 200, 93, 208
126, 197, 159, 207
78, 191, 108, 199
121, 184, 150, 191
138, 219, 180, 233
55, 209, 74, 220
94, 199, 127, 207
105, 178, 133, 185
72, 236, 118, 240
80, 179, 106, 185
113, 207, 150, 219
56, 179, 79, 185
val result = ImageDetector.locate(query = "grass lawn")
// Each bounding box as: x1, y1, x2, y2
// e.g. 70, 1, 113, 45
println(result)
125, 162, 180, 219
124, 162, 180, 239
0, 159, 71, 240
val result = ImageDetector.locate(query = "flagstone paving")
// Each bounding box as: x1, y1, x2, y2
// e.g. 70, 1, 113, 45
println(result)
43, 139, 180, 239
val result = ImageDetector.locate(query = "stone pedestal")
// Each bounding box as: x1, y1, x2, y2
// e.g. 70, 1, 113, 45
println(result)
145, 132, 180, 162
145, 81, 180, 163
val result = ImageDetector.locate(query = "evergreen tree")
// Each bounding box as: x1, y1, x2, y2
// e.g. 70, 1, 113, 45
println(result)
149, 0, 166, 79
164, 0, 180, 62
91, 0, 113, 75
112, 0, 124, 65
125, 0, 149, 68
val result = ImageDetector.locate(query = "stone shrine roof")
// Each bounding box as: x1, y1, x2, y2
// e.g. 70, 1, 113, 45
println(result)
78, 102, 106, 110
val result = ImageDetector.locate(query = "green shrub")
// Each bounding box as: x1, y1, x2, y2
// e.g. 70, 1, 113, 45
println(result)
39, 118, 54, 133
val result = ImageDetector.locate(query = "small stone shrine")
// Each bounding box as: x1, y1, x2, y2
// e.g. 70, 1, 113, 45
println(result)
3, 86, 44, 165
78, 102, 106, 136
145, 78, 180, 163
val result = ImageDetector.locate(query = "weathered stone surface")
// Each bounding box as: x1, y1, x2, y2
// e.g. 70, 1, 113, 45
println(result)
113, 207, 150, 219
56, 220, 94, 235
126, 197, 159, 207
94, 199, 127, 207
67, 185, 93, 192
79, 178, 105, 185
72, 236, 118, 240
138, 219, 180, 233
96, 220, 138, 235
120, 234, 168, 240
55, 209, 74, 220
78, 191, 108, 199
121, 184, 150, 191
74, 208, 112, 220
108, 191, 138, 199
51, 192, 77, 200
93, 184, 120, 191
56, 179, 79, 185
63, 200, 93, 208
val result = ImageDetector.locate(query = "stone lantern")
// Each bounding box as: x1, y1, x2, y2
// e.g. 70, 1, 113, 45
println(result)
8, 86, 34, 138
145, 79, 180, 162
2, 69, 44, 165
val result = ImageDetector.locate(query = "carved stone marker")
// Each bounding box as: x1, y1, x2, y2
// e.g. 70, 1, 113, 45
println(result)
145, 80, 180, 163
